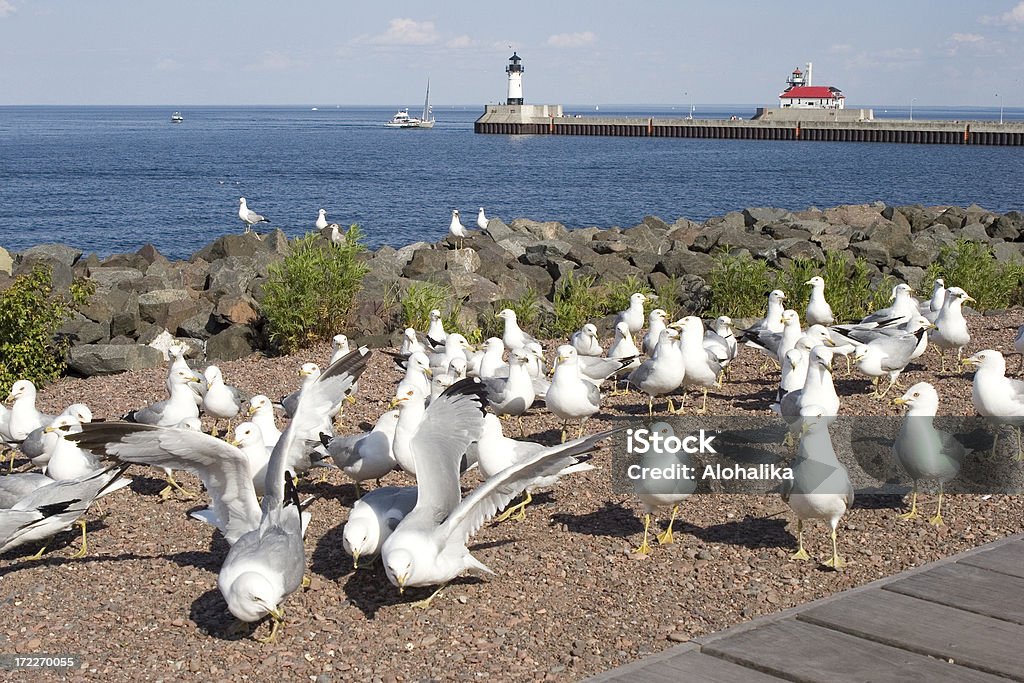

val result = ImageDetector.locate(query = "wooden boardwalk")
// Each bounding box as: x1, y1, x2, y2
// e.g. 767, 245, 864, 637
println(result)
587, 533, 1024, 682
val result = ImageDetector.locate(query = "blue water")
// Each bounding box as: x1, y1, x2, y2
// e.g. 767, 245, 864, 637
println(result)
1, 104, 1022, 260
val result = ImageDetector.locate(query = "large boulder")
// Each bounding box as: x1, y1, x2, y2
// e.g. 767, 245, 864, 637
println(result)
656, 248, 714, 278
508, 218, 569, 241
402, 249, 448, 278
137, 289, 200, 331
206, 257, 260, 297
19, 243, 83, 268
67, 343, 165, 376
194, 231, 283, 262
205, 325, 258, 362
58, 313, 109, 345
85, 266, 145, 291
0, 247, 12, 276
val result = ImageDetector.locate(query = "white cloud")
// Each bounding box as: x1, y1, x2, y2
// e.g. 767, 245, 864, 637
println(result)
446, 35, 475, 49
981, 1, 1024, 26
0, 1, 16, 18
245, 51, 307, 73
362, 18, 440, 46
951, 32, 985, 43
547, 31, 596, 48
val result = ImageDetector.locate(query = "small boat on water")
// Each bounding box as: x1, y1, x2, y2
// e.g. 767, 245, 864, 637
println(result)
171, 111, 184, 123
385, 80, 435, 129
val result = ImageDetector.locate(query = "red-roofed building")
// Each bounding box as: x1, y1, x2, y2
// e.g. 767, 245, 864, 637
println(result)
778, 65, 846, 109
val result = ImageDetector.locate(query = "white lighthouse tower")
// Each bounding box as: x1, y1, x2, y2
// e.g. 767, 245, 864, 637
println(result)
506, 52, 524, 105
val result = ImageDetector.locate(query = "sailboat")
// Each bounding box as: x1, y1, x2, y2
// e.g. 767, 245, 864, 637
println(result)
385, 79, 436, 129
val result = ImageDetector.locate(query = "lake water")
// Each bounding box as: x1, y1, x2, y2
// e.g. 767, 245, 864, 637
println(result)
1, 104, 1022, 259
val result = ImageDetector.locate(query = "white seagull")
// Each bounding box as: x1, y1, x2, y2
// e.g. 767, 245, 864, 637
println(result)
238, 197, 269, 234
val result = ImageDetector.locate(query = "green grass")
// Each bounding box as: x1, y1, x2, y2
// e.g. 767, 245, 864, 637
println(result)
551, 270, 605, 339
400, 280, 478, 340
925, 239, 1024, 310
478, 288, 543, 341
261, 226, 369, 354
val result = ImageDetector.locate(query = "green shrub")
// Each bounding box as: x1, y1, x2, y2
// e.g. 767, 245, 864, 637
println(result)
602, 274, 654, 316
399, 280, 481, 340
925, 239, 1024, 310
0, 265, 93, 394
706, 249, 773, 318
551, 270, 604, 338
261, 226, 369, 354
479, 288, 542, 341
706, 249, 895, 322
652, 274, 683, 320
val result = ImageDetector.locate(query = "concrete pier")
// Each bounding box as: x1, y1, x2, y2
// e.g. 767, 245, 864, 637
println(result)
475, 106, 1024, 145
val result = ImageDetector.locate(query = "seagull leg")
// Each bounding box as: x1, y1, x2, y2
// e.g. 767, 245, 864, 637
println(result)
255, 612, 284, 643
655, 505, 679, 545
634, 513, 653, 555
990, 429, 1000, 457
6, 449, 15, 473
695, 388, 709, 415
26, 543, 49, 561
1016, 427, 1023, 462
789, 519, 810, 561
68, 519, 89, 559
412, 583, 448, 609
495, 493, 527, 522
159, 472, 196, 501
560, 421, 568, 444
897, 484, 920, 520
301, 575, 311, 589
928, 485, 945, 526
822, 526, 845, 569
937, 347, 946, 373
877, 375, 897, 399
647, 397, 654, 417
518, 415, 526, 438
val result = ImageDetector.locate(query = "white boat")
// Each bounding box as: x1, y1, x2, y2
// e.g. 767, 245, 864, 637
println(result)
170, 111, 184, 123
385, 80, 435, 129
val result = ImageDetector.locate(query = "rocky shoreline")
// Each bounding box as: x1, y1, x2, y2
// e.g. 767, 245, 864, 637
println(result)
1, 202, 1022, 377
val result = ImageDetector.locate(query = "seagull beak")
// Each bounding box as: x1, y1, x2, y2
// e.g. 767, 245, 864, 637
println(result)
397, 575, 407, 594
228, 437, 241, 447
964, 295, 976, 303
246, 406, 257, 416
892, 397, 908, 406
423, 367, 433, 377
44, 426, 57, 433
803, 279, 814, 286
351, 551, 360, 569
267, 606, 284, 622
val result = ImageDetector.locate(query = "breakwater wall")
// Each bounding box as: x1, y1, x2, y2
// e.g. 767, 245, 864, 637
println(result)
475, 115, 1024, 146
2, 202, 1023, 377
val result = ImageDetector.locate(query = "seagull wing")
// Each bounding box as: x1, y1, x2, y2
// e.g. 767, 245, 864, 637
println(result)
436, 429, 620, 547
69, 423, 260, 543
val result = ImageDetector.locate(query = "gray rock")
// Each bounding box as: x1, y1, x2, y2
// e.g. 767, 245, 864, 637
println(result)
206, 257, 259, 297
743, 207, 796, 227
813, 233, 851, 253
622, 224, 669, 254
137, 289, 199, 331
579, 254, 642, 285
194, 231, 280, 262
445, 249, 481, 273
935, 207, 967, 231
79, 286, 133, 324
850, 240, 891, 266
823, 203, 887, 230
520, 240, 572, 266
592, 240, 629, 255
58, 313, 109, 345
86, 266, 145, 291
657, 248, 714, 278
212, 294, 260, 326
67, 343, 165, 376
993, 242, 1024, 263
903, 236, 942, 268
205, 326, 258, 362
509, 263, 554, 297
893, 265, 926, 288
20, 243, 83, 268
778, 240, 825, 262
100, 252, 150, 271
177, 310, 224, 341
987, 215, 1020, 241
864, 219, 912, 259
483, 217, 516, 242
508, 218, 569, 241
402, 249, 447, 278
960, 222, 992, 243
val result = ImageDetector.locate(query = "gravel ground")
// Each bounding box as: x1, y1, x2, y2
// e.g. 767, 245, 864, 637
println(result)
3, 309, 1024, 683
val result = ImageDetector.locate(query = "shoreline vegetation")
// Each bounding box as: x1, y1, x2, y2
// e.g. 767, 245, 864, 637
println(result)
1, 201, 1023, 385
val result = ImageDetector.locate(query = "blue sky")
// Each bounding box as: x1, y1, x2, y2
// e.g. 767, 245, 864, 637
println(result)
1, 1, 1022, 106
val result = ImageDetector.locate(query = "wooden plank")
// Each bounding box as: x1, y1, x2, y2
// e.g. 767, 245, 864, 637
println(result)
636, 652, 788, 683
958, 540, 1024, 579
700, 619, 1006, 683
797, 589, 1024, 681
884, 563, 1024, 625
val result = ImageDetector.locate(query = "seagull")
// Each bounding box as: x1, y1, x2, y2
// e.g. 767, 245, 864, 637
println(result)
851, 327, 927, 397
703, 316, 739, 369
677, 316, 724, 413
322, 410, 400, 493
963, 349, 1024, 460
617, 293, 648, 335
628, 328, 686, 416
927, 278, 947, 314
4, 380, 54, 446
740, 309, 802, 364
608, 321, 642, 392
202, 365, 244, 437
40, 415, 101, 482
381, 381, 617, 606
480, 349, 536, 434
804, 276, 835, 326
400, 328, 428, 357
238, 197, 269, 234
860, 283, 919, 326
777, 346, 841, 443
395, 352, 433, 399
474, 337, 508, 379
123, 366, 203, 499
931, 287, 974, 371
449, 209, 468, 249
429, 333, 472, 375
632, 421, 697, 554
892, 382, 969, 526
426, 309, 446, 347
330, 334, 351, 364
570, 323, 603, 357
782, 408, 853, 569
315, 208, 329, 231
20, 403, 92, 470
343, 486, 418, 568
0, 464, 131, 560
473, 413, 595, 521
756, 289, 787, 334
496, 308, 538, 352
641, 309, 668, 356
476, 207, 489, 231
547, 346, 602, 441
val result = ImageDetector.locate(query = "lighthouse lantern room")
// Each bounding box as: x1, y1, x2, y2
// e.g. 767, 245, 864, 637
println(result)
506, 52, 524, 105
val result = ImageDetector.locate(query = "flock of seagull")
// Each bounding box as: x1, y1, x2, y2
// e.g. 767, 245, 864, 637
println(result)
1, 254, 1023, 640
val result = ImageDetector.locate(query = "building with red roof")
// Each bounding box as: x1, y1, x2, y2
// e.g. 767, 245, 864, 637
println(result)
778, 65, 846, 109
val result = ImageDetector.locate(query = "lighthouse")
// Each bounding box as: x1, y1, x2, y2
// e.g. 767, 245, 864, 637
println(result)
506, 52, 524, 105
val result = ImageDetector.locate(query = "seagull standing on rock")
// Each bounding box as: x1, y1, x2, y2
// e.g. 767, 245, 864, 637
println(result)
476, 207, 489, 231
448, 209, 468, 249
315, 209, 329, 231
238, 198, 269, 235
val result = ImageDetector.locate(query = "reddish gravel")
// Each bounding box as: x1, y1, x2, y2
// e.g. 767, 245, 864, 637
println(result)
3, 309, 1023, 683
